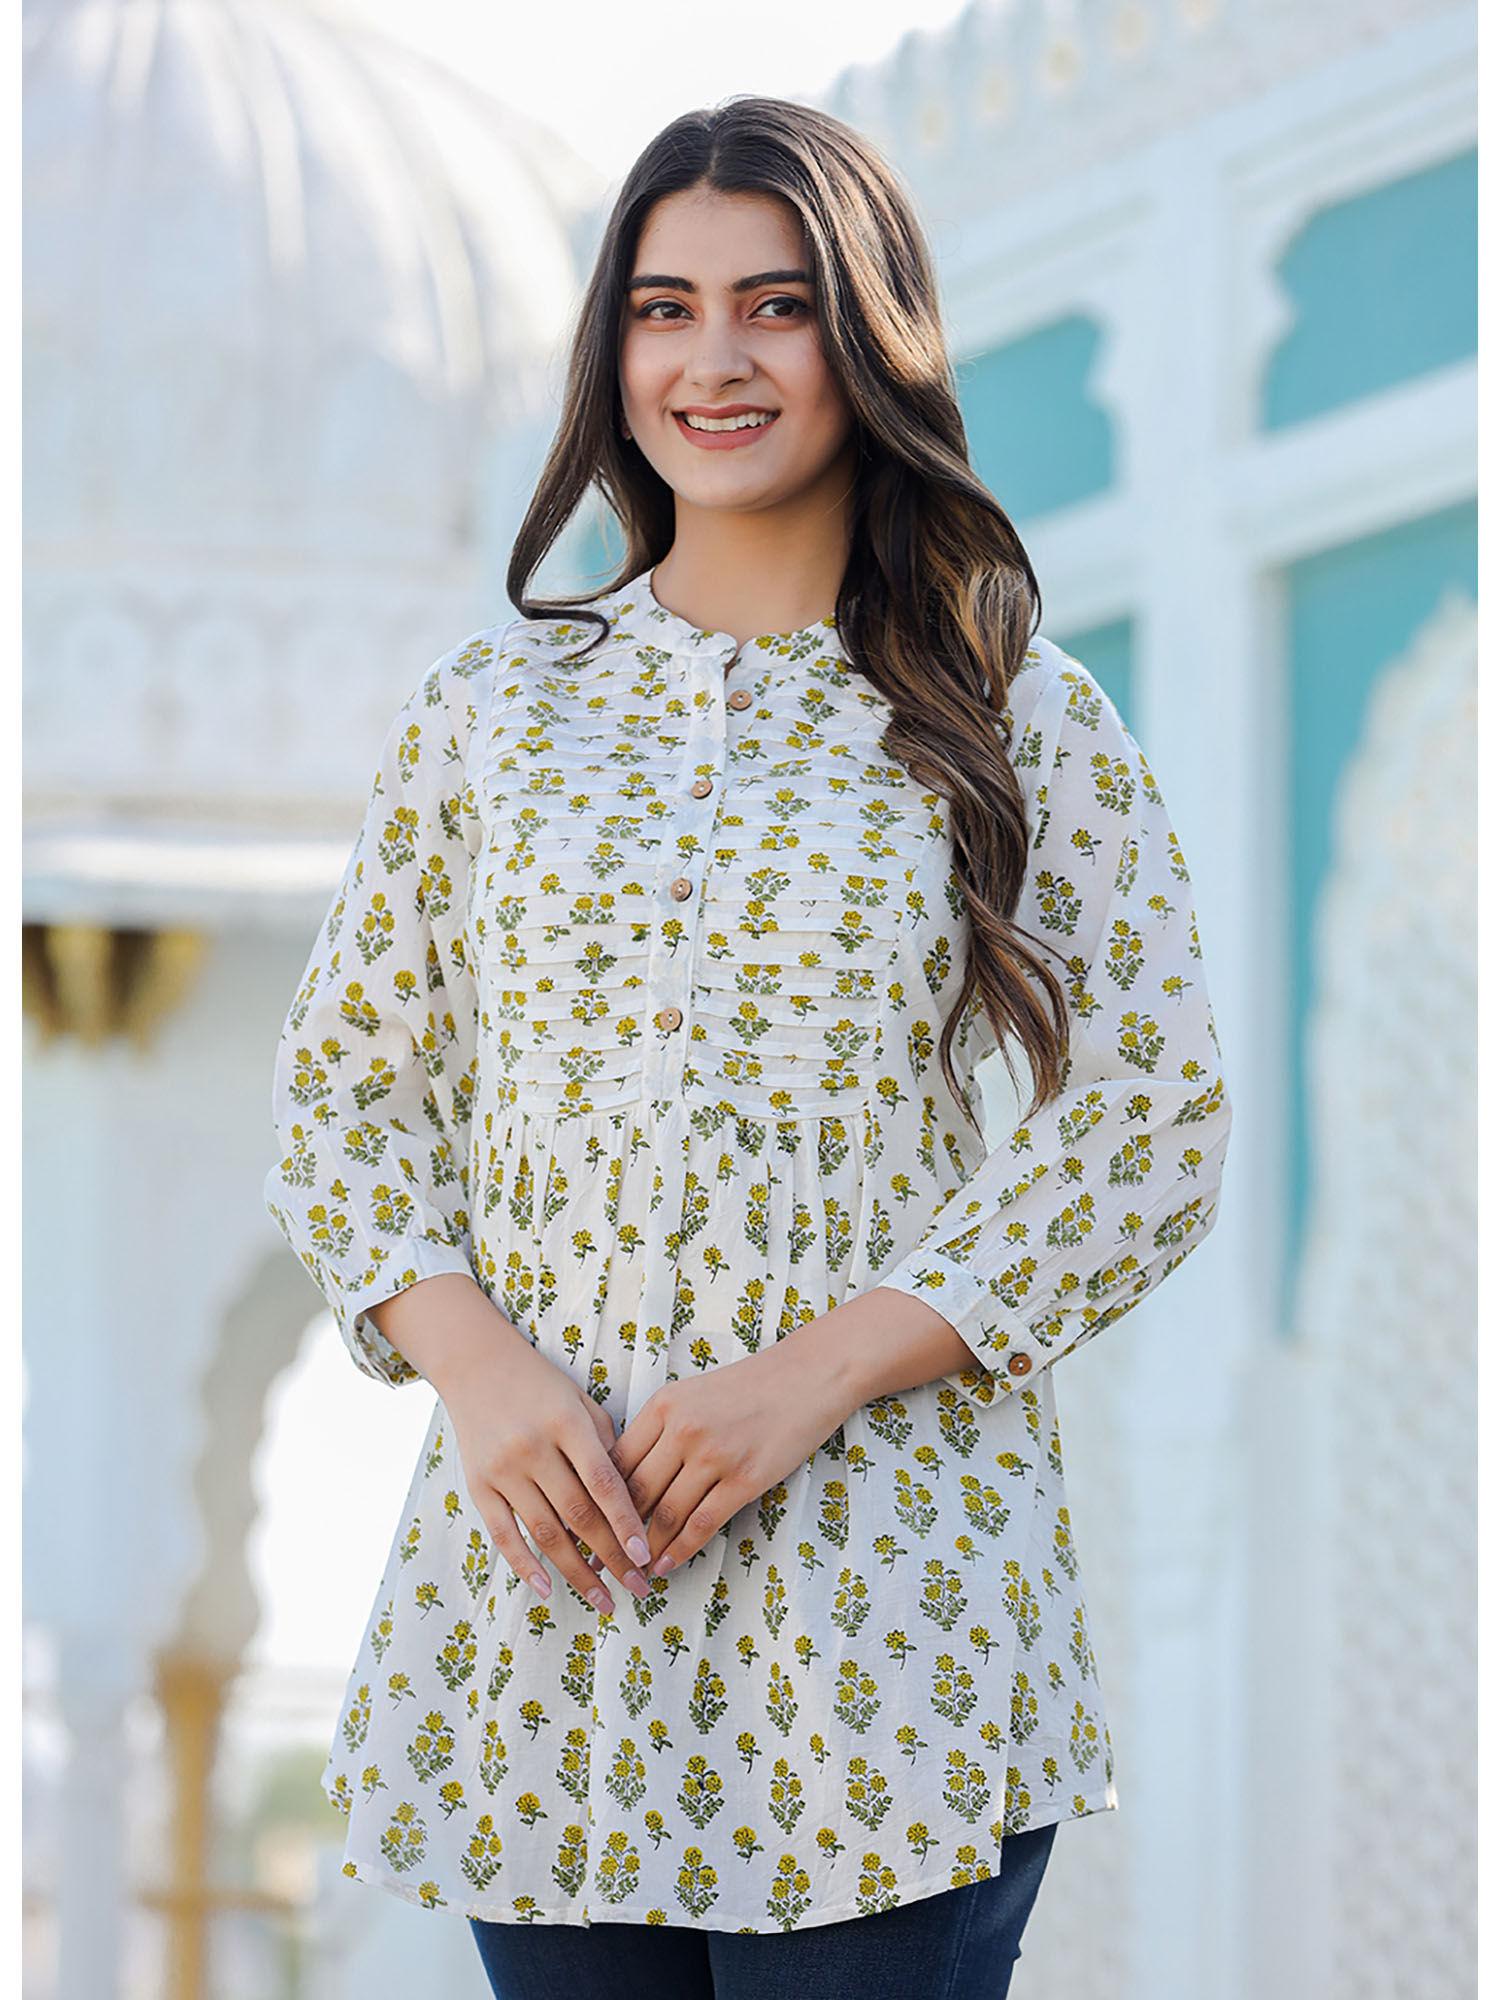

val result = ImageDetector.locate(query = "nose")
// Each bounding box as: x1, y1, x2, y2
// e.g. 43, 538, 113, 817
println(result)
682, 313, 754, 391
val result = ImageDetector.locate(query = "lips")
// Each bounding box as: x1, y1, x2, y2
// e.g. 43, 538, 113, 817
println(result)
672, 410, 780, 450
674, 405, 778, 420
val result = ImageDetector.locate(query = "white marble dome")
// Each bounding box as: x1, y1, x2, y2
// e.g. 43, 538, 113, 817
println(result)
23, 0, 605, 879
23, 0, 600, 562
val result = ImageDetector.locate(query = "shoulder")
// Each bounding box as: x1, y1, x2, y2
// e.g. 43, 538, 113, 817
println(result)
403, 614, 556, 743
1013, 632, 1106, 701
1001, 632, 1070, 739
1011, 633, 1128, 741
999, 634, 1140, 814
450, 602, 625, 710
493, 599, 627, 696
406, 603, 618, 796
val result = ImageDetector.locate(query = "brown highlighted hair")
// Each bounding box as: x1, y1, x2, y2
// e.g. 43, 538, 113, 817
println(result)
506, 94, 1069, 1135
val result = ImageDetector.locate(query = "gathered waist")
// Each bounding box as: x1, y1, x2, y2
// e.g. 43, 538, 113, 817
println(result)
474, 1092, 879, 1136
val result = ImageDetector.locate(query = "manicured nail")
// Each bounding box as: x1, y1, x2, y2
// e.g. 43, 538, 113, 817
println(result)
626, 1535, 650, 1565
588, 1585, 614, 1614
624, 1569, 649, 1597
530, 1572, 551, 1597
652, 1553, 675, 1576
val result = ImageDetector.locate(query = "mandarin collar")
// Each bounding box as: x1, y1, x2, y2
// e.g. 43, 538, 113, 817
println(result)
598, 566, 851, 674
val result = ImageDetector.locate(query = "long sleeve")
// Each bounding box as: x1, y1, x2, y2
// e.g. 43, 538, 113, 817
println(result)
877, 647, 1234, 1407
261, 630, 497, 1385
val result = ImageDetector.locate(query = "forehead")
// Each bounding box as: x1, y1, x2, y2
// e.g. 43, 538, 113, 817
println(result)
633, 187, 807, 271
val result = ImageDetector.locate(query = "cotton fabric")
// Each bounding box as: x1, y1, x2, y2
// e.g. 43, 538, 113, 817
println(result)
468, 1819, 1058, 1996
263, 567, 1233, 1929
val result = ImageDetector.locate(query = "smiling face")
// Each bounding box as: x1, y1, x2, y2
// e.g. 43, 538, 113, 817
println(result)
618, 185, 856, 518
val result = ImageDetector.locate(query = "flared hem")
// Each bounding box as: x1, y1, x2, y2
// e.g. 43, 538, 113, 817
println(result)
326, 1786, 1117, 1932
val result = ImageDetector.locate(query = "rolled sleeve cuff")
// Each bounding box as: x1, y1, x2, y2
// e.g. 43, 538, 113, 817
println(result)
338, 1237, 478, 1388
877, 1248, 1048, 1405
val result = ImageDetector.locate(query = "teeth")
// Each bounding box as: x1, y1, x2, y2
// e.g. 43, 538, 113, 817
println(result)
682, 411, 776, 432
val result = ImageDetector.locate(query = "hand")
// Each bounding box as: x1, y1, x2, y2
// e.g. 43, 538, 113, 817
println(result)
599, 1332, 856, 1581
438, 1336, 656, 1617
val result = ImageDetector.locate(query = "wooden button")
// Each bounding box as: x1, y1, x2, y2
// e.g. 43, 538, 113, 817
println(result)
655, 1005, 683, 1031
1006, 1353, 1032, 1376
727, 688, 752, 710
690, 776, 713, 797
669, 876, 694, 901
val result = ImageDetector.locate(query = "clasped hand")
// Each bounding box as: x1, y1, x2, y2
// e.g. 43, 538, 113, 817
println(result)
447, 1306, 859, 1618
591, 1333, 855, 1585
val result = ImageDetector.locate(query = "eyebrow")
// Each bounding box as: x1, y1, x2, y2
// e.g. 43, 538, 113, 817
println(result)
624, 268, 813, 294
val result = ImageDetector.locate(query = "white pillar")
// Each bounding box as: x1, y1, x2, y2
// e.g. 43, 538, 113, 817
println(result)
53, 1641, 146, 2000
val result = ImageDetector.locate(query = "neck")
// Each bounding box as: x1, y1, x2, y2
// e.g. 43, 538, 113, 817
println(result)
654, 450, 856, 648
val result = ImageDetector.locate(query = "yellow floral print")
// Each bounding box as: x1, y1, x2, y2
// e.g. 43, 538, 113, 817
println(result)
263, 569, 1232, 1929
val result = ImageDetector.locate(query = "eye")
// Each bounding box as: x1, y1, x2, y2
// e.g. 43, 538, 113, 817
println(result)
632, 295, 812, 322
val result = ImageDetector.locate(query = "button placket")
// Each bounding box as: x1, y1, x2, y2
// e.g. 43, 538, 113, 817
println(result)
644, 637, 736, 1102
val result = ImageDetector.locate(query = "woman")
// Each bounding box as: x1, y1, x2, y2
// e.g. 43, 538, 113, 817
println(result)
263, 95, 1233, 1997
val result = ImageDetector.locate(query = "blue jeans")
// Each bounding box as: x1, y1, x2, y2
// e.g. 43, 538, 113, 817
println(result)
468, 1819, 1058, 1999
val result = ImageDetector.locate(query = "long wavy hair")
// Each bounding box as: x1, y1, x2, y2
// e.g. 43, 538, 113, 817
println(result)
505, 94, 1070, 1136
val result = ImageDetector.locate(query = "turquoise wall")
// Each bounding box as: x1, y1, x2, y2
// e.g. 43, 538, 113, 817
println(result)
957, 313, 1115, 521
574, 507, 624, 588
1282, 497, 1476, 1326
1261, 147, 1477, 429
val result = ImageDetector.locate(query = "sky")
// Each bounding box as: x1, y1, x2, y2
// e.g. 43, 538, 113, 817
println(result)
324, 0, 982, 181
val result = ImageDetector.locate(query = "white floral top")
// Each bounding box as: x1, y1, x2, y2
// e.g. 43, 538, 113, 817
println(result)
263, 568, 1233, 1931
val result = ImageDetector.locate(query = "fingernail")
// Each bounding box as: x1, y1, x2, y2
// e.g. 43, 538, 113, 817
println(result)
530, 1572, 551, 1597
587, 1585, 614, 1615
626, 1535, 650, 1565
652, 1553, 675, 1576
624, 1569, 649, 1596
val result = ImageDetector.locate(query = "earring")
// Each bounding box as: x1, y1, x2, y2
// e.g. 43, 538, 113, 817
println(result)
621, 420, 632, 441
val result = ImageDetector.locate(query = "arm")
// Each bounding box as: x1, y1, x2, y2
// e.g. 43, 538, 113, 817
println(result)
363, 1271, 535, 1399
789, 1284, 981, 1411
836, 649, 1234, 1409
261, 629, 502, 1385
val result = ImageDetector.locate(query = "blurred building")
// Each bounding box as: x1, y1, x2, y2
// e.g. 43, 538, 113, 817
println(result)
797, 7, 1477, 2000
22, 0, 1475, 1997
22, 1, 603, 1995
